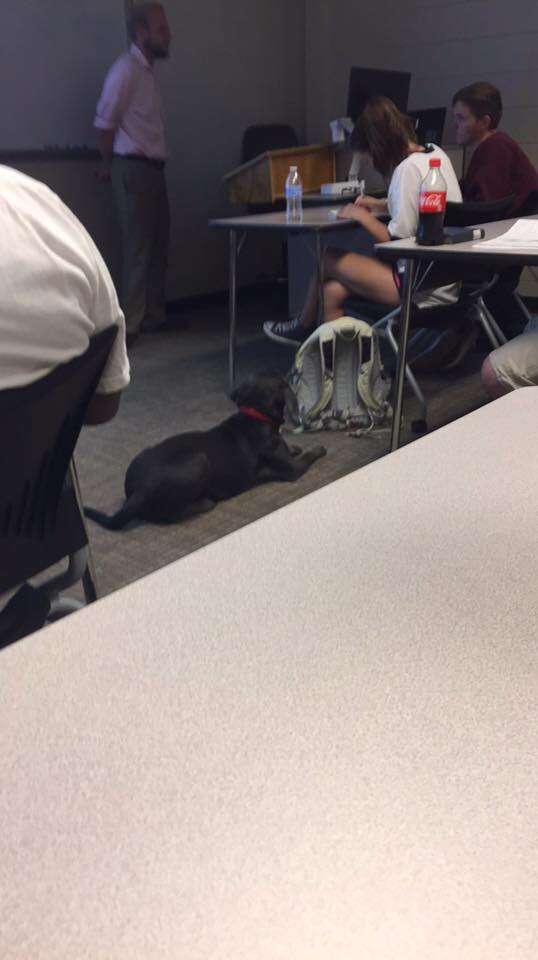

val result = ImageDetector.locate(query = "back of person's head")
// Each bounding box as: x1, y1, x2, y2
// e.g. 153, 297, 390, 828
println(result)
128, 2, 163, 41
352, 96, 416, 178
451, 82, 503, 130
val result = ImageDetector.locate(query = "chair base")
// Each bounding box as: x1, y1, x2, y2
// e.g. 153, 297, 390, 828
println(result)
412, 419, 428, 435
0, 545, 97, 649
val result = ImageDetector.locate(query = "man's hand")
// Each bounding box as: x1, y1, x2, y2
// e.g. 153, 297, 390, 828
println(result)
94, 128, 115, 183
94, 164, 111, 183
84, 391, 121, 425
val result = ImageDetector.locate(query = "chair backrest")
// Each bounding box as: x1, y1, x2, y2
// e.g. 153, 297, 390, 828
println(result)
241, 124, 298, 164
0, 325, 117, 544
415, 195, 517, 302
445, 194, 516, 227
514, 188, 538, 217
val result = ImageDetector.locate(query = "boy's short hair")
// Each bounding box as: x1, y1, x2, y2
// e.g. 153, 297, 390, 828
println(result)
452, 82, 503, 130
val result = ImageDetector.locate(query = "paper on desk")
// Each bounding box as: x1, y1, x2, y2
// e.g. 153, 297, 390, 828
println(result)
473, 218, 538, 249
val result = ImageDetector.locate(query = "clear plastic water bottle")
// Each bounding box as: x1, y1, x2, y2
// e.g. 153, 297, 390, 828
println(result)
285, 165, 303, 223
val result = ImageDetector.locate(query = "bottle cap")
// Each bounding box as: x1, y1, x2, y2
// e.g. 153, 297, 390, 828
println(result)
429, 158, 441, 167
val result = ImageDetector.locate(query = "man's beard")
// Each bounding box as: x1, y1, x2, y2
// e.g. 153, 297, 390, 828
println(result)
148, 43, 169, 59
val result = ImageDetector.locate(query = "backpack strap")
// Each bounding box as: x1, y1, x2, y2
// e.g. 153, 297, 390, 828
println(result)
354, 322, 390, 420
294, 324, 336, 426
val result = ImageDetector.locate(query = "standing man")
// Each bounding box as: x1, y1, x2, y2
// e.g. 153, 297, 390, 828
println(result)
95, 2, 171, 346
452, 82, 538, 214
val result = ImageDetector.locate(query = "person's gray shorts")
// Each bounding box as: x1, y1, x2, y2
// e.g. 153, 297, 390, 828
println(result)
489, 326, 538, 390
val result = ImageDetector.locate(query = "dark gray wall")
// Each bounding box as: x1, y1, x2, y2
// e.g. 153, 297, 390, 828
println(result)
1, 0, 126, 150
306, 0, 538, 160
305, 0, 538, 293
161, 0, 306, 297
5, 1, 306, 298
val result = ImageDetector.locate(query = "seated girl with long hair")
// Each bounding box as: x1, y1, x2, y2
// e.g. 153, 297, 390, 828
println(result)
264, 96, 462, 346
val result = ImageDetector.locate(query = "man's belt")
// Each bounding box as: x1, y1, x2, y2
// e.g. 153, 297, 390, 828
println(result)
115, 154, 166, 171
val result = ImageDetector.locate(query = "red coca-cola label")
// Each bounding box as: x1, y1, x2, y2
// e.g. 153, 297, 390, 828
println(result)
420, 190, 446, 214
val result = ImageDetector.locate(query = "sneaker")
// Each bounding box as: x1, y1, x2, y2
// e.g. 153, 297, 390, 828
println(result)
263, 316, 311, 346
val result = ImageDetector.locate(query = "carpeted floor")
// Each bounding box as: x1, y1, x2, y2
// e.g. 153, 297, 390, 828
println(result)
75, 286, 488, 598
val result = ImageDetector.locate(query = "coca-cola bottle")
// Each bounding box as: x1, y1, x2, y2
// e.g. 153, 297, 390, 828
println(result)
416, 157, 447, 245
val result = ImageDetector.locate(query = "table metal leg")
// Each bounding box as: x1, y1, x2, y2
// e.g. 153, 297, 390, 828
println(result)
315, 231, 325, 326
228, 230, 246, 392
69, 460, 99, 603
228, 230, 238, 392
390, 258, 416, 452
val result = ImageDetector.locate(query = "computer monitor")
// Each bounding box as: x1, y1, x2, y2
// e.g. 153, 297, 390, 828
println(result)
346, 67, 411, 122
408, 107, 447, 146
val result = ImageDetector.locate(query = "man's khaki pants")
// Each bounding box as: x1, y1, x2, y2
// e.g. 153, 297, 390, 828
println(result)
112, 157, 170, 336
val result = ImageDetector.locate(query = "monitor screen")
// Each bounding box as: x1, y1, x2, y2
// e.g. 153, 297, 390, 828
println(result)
346, 67, 411, 122
408, 108, 447, 146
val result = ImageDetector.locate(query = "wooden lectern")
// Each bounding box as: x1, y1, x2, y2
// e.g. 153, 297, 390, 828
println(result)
223, 144, 335, 205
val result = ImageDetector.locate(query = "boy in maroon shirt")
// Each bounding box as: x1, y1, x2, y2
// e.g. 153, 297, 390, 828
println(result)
412, 82, 538, 372
452, 82, 538, 394
452, 82, 538, 214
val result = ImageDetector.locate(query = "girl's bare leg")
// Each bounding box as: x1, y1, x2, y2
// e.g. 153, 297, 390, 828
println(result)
299, 248, 400, 329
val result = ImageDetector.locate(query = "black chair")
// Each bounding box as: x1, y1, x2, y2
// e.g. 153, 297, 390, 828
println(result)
241, 123, 299, 164
483, 188, 538, 336
444, 194, 516, 227
434, 193, 518, 346
0, 325, 118, 649
241, 124, 299, 215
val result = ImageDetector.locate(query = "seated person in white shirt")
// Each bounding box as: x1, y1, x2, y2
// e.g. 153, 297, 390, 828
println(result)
264, 97, 462, 346
0, 165, 130, 422
481, 323, 538, 398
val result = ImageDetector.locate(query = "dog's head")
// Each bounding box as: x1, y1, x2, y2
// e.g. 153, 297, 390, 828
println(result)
230, 372, 297, 425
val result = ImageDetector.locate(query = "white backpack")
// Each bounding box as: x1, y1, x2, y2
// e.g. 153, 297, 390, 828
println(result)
287, 317, 392, 434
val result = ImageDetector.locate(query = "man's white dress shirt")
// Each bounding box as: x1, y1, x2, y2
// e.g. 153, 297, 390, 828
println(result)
94, 44, 166, 160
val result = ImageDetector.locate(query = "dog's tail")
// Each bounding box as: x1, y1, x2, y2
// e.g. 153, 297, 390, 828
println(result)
84, 497, 140, 531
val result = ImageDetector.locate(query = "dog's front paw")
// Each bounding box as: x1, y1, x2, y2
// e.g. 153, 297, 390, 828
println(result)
287, 443, 302, 457
310, 444, 327, 460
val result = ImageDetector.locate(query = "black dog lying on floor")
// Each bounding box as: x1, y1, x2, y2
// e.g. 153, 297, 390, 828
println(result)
85, 373, 326, 531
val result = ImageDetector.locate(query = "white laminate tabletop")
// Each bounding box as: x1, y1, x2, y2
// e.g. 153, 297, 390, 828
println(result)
209, 207, 356, 231
376, 214, 538, 265
1, 390, 537, 959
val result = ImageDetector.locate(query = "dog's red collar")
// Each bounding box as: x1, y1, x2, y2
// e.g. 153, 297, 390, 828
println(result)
238, 406, 277, 427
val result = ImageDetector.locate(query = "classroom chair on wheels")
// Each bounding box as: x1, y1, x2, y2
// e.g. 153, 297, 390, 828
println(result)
346, 194, 516, 432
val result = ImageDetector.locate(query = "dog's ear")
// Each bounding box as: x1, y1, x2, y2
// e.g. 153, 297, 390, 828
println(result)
230, 378, 253, 407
